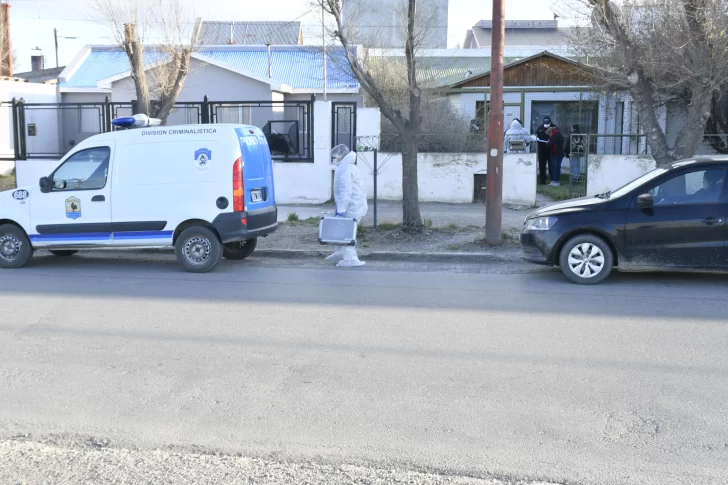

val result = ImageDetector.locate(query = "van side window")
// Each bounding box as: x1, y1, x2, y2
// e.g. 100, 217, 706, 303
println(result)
52, 147, 111, 191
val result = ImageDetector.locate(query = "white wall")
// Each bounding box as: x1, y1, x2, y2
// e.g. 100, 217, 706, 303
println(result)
353, 152, 537, 206
586, 155, 656, 197
273, 100, 333, 204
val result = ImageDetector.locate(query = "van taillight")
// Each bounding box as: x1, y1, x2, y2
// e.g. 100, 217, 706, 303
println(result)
233, 157, 244, 212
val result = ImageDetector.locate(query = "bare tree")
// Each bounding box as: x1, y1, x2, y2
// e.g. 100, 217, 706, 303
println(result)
570, 0, 728, 165
317, 0, 439, 232
94, 0, 202, 124
0, 4, 12, 77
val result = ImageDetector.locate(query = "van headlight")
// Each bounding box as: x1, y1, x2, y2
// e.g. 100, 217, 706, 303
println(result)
526, 216, 558, 231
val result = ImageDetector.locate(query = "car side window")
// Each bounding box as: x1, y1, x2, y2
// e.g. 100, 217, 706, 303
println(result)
52, 147, 110, 191
648, 169, 725, 206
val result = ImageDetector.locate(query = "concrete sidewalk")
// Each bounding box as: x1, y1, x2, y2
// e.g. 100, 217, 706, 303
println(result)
277, 195, 552, 231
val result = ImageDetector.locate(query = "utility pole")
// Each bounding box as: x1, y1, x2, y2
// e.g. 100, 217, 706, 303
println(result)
54, 28, 59, 68
485, 0, 505, 243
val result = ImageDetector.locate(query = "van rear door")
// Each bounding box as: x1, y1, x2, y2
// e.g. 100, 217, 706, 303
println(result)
236, 128, 276, 212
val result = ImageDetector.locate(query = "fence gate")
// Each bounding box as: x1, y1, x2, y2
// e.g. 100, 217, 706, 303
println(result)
332, 102, 357, 151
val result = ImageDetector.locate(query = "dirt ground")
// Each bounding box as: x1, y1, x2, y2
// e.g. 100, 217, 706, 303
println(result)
258, 217, 522, 254
0, 173, 15, 192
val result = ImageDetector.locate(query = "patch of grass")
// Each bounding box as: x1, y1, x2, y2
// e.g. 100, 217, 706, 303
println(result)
466, 224, 481, 230
287, 212, 300, 222
443, 223, 460, 232
303, 216, 320, 226
447, 243, 460, 251
537, 175, 586, 201
0, 173, 16, 192
357, 224, 368, 237
362, 243, 370, 248
376, 221, 398, 231
423, 218, 433, 228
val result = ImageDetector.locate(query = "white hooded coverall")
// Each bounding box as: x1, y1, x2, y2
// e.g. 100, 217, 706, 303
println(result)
504, 119, 537, 153
329, 145, 368, 267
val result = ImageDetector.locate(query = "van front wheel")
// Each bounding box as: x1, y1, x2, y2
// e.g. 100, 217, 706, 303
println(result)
223, 238, 257, 260
0, 224, 34, 269
175, 226, 222, 273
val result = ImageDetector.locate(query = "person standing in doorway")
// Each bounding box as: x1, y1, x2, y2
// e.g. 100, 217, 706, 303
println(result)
536, 116, 555, 184
546, 126, 565, 186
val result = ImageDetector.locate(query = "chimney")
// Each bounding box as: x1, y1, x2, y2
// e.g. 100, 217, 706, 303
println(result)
0, 3, 12, 77
31, 48, 44, 72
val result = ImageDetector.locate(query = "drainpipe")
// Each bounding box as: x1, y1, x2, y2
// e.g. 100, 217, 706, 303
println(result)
266, 43, 272, 78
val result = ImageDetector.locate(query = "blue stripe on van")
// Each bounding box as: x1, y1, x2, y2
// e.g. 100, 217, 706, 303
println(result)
30, 230, 173, 242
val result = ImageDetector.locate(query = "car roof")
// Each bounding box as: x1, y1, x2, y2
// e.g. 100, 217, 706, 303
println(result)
666, 156, 728, 170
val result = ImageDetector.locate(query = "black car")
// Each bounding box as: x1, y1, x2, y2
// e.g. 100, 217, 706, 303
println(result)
521, 157, 728, 284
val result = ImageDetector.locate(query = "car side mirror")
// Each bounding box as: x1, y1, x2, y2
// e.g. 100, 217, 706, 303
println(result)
39, 176, 51, 193
637, 193, 653, 209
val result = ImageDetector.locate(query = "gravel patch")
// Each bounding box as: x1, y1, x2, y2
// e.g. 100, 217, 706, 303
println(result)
0, 437, 563, 485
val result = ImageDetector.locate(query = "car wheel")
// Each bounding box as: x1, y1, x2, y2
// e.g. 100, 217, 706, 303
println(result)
175, 226, 222, 273
49, 250, 78, 257
223, 238, 257, 260
558, 234, 614, 285
0, 224, 34, 269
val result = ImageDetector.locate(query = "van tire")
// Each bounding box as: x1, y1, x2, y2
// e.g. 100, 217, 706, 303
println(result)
0, 224, 34, 269
223, 238, 257, 260
50, 250, 78, 257
558, 234, 613, 285
175, 226, 222, 273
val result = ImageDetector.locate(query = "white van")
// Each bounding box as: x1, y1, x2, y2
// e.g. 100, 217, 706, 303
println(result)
0, 120, 277, 273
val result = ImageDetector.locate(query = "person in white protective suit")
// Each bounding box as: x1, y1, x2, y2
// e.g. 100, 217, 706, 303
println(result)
327, 144, 368, 267
504, 118, 537, 153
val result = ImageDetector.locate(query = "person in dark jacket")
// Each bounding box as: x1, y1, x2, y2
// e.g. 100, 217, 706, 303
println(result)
536, 116, 555, 184
546, 126, 565, 186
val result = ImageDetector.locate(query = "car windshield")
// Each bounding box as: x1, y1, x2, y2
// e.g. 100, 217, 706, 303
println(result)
608, 167, 669, 198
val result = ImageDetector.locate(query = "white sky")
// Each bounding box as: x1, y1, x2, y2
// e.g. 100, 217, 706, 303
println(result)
8, 0, 577, 72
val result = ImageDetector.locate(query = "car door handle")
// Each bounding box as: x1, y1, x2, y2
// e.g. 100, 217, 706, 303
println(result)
91, 195, 105, 202
702, 217, 723, 225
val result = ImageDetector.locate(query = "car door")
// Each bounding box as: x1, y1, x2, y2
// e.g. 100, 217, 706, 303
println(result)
624, 167, 728, 268
29, 144, 113, 248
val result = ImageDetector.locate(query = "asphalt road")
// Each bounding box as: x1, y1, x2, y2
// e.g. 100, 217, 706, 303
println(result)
1, 253, 727, 485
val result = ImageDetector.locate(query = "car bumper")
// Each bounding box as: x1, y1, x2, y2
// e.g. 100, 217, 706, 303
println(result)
520, 230, 560, 265
213, 206, 278, 244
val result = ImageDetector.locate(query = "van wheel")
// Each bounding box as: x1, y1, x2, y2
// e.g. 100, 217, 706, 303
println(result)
559, 234, 613, 285
0, 224, 34, 269
50, 250, 78, 257
175, 226, 222, 273
223, 238, 257, 260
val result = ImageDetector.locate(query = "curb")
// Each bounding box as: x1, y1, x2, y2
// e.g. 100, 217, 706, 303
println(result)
254, 249, 516, 263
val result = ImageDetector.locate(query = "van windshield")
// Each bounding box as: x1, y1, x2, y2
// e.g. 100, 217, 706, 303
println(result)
609, 167, 668, 199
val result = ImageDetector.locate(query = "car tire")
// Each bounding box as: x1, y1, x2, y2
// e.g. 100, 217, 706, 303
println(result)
0, 224, 34, 269
175, 226, 222, 273
223, 238, 257, 260
558, 234, 614, 285
49, 250, 78, 257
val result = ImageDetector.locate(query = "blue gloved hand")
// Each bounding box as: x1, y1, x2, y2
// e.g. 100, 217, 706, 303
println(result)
335, 212, 345, 217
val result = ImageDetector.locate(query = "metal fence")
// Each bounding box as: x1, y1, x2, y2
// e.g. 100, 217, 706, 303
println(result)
4, 95, 316, 162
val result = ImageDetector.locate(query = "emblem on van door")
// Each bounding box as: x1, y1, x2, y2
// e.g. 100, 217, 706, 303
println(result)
65, 197, 81, 220
194, 148, 212, 171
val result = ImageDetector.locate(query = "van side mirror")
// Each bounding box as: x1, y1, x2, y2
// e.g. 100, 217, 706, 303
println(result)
637, 193, 653, 209
39, 176, 51, 193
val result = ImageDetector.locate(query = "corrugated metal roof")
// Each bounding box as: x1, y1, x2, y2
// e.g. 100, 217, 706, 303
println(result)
60, 46, 358, 91
14, 66, 65, 83
199, 21, 301, 46
378, 56, 522, 88
472, 27, 572, 47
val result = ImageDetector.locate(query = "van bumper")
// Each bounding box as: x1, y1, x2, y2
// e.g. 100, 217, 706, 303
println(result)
213, 206, 278, 243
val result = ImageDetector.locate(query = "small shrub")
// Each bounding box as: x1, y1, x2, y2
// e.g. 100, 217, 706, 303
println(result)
287, 212, 300, 222
447, 244, 460, 251
423, 218, 433, 228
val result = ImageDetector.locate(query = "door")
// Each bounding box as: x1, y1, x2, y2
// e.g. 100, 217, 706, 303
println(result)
624, 167, 728, 267
29, 145, 113, 248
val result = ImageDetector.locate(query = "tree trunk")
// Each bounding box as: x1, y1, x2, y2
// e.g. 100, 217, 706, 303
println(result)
123, 24, 151, 117
672, 85, 713, 160
400, 136, 422, 232
626, 70, 671, 165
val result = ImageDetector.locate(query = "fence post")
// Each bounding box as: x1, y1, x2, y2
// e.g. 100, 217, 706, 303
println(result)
201, 95, 210, 124
103, 96, 112, 132
11, 98, 20, 161
17, 98, 26, 160
373, 148, 378, 229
